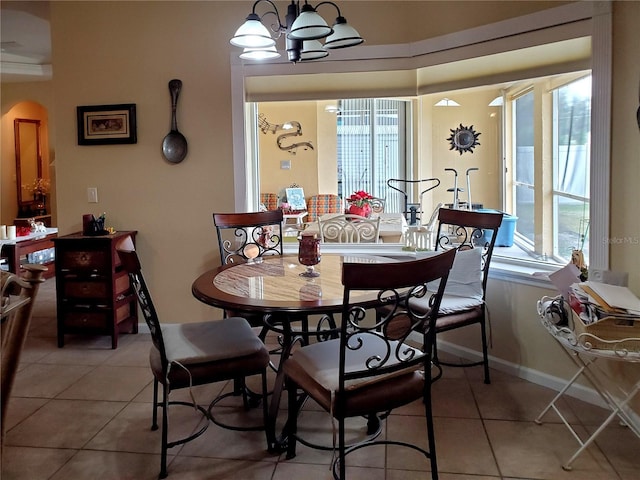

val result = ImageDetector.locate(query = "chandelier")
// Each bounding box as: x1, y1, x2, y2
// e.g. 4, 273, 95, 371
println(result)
230, 0, 364, 63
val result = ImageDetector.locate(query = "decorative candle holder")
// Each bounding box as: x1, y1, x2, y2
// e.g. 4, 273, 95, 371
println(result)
298, 232, 321, 277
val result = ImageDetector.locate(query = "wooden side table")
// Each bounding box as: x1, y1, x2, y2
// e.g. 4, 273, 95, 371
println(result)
0, 230, 57, 279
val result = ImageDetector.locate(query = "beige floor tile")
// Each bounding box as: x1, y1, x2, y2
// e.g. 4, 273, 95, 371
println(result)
56, 365, 151, 401
471, 379, 576, 423
168, 457, 276, 479
3, 396, 49, 431
178, 410, 276, 462
273, 461, 385, 480
5, 399, 126, 449
283, 409, 386, 467
388, 471, 500, 480
36, 343, 119, 366
563, 395, 614, 426
132, 379, 227, 405
85, 401, 204, 454
432, 378, 481, 418
589, 421, 640, 479
48, 450, 163, 480
11, 363, 94, 398
102, 334, 152, 367
28, 314, 58, 337
485, 418, 617, 479
59, 332, 138, 349
386, 416, 499, 476
0, 446, 77, 480
18, 336, 59, 363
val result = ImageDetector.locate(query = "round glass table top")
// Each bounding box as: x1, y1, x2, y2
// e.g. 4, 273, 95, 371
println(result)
192, 254, 396, 313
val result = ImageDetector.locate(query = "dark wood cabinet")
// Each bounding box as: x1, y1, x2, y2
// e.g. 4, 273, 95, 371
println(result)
53, 231, 138, 348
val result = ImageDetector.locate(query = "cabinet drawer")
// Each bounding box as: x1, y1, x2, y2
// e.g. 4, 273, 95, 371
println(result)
62, 273, 130, 299
58, 250, 109, 270
64, 281, 109, 299
63, 311, 108, 329
62, 304, 132, 329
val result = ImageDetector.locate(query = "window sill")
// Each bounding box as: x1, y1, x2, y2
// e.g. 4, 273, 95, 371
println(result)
283, 242, 559, 289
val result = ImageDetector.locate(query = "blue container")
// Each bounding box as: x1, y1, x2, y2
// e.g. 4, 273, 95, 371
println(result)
476, 209, 518, 247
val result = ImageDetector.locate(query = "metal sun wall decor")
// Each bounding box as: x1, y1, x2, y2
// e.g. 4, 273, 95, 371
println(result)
258, 113, 314, 154
447, 123, 481, 155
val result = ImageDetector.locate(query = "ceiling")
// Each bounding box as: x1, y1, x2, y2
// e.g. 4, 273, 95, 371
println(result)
1, 1, 52, 83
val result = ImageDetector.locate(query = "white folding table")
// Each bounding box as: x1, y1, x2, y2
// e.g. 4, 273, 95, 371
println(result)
535, 297, 640, 470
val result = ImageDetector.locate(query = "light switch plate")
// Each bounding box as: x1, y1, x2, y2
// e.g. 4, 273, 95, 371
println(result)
87, 187, 98, 203
280, 160, 291, 170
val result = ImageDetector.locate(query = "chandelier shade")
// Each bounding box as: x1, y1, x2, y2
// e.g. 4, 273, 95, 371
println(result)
230, 14, 275, 48
229, 0, 364, 63
300, 40, 329, 61
240, 45, 281, 60
288, 4, 333, 40
324, 18, 364, 49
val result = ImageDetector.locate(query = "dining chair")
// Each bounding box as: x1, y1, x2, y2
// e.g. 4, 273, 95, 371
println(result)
115, 242, 270, 479
410, 207, 503, 384
283, 248, 457, 479
213, 210, 284, 265
260, 192, 278, 211
306, 194, 342, 222
317, 214, 381, 243
1, 264, 47, 457
213, 210, 288, 339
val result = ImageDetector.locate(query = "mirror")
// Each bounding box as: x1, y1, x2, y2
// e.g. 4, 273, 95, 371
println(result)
14, 118, 43, 215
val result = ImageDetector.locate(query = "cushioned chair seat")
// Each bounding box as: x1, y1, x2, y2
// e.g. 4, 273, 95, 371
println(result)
283, 337, 425, 417
149, 318, 269, 389
436, 305, 483, 330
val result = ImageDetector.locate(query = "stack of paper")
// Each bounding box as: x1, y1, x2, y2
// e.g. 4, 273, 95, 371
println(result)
569, 282, 640, 324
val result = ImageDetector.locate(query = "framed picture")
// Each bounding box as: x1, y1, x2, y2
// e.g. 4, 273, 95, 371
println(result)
285, 187, 307, 210
77, 104, 137, 145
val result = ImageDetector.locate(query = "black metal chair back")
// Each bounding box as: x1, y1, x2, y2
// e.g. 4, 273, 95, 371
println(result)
117, 249, 168, 369
434, 208, 503, 300
213, 210, 284, 265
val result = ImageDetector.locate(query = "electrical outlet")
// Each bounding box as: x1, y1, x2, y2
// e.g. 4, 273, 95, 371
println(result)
87, 187, 98, 203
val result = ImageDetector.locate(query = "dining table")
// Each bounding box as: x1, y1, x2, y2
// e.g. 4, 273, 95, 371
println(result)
191, 252, 400, 451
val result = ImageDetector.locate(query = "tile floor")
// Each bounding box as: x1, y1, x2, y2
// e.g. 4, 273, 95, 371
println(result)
2, 278, 640, 480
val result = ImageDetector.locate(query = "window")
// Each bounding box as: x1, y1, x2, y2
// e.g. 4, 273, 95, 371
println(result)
337, 99, 408, 212
513, 90, 535, 245
506, 74, 591, 265
552, 76, 591, 262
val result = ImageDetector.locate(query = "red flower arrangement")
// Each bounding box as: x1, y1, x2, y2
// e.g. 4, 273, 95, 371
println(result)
346, 190, 374, 217
347, 190, 373, 208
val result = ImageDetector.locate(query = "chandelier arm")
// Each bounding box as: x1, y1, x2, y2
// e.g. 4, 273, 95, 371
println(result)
313, 1, 341, 17
252, 0, 286, 34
